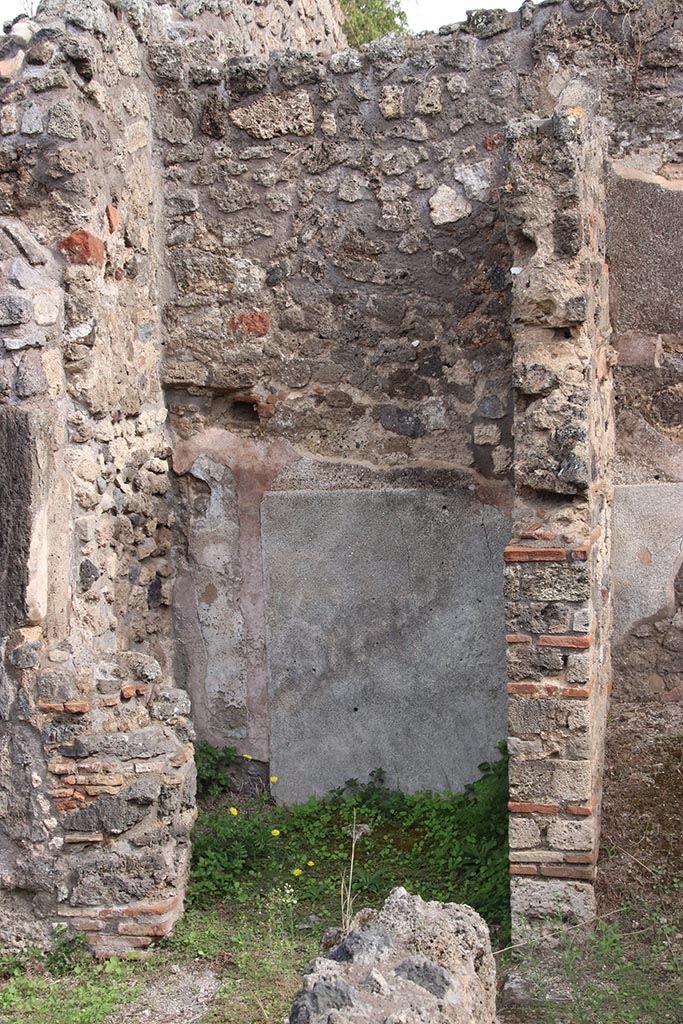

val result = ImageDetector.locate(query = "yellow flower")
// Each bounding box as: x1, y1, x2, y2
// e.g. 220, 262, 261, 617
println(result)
503, 182, 513, 192
270, 775, 278, 784
307, 860, 314, 867
229, 806, 238, 816
292, 868, 303, 877
271, 829, 281, 837
242, 754, 253, 760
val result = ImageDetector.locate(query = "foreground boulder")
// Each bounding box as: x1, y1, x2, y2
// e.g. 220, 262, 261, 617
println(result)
289, 887, 496, 1024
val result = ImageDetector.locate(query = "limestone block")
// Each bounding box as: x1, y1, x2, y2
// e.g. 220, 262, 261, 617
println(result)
429, 184, 472, 225
290, 889, 496, 1024
612, 483, 683, 641
228, 91, 315, 139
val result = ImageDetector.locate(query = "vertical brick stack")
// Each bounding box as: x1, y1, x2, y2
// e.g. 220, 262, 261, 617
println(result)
502, 109, 614, 936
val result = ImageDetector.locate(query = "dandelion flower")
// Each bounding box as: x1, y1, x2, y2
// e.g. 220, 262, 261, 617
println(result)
271, 829, 281, 837
307, 860, 314, 867
270, 775, 278, 784
229, 806, 238, 816
242, 754, 253, 761
292, 868, 303, 877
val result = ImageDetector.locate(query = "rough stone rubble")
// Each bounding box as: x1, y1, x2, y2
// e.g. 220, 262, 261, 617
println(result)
289, 887, 497, 1024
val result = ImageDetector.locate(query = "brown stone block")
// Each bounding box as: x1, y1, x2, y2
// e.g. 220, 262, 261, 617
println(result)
38, 702, 65, 712
613, 331, 661, 367
170, 746, 194, 768
106, 204, 118, 233
540, 864, 596, 881
99, 695, 119, 707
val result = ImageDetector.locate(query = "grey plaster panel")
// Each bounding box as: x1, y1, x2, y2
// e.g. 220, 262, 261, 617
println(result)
612, 484, 683, 643
608, 175, 683, 333
262, 488, 509, 804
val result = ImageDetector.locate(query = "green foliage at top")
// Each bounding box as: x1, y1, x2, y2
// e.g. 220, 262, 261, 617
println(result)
189, 745, 510, 942
339, 0, 408, 48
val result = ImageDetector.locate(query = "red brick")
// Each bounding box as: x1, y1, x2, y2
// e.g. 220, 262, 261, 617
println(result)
566, 802, 594, 817
106, 204, 118, 233
510, 864, 538, 875
504, 545, 567, 563
120, 895, 181, 918
229, 311, 271, 337
565, 851, 599, 865
56, 800, 79, 811
561, 685, 591, 699
507, 682, 539, 696
120, 685, 137, 699
38, 702, 65, 712
64, 700, 89, 713
540, 864, 596, 881
118, 914, 175, 937
561, 677, 594, 699
60, 230, 105, 268
538, 632, 593, 649
508, 801, 560, 815
506, 633, 532, 644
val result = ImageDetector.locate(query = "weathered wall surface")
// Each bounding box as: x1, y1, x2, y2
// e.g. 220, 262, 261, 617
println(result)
503, 111, 613, 936
262, 482, 509, 802
157, 30, 520, 779
1, 0, 683, 951
608, 167, 683, 699
0, 0, 345, 954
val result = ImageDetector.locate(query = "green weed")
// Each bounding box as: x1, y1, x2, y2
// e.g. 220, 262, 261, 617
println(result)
189, 745, 511, 942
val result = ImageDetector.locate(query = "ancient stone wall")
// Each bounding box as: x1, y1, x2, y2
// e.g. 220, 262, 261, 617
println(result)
0, 0, 345, 955
1, 0, 682, 952
608, 165, 683, 701
157, 30, 520, 799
